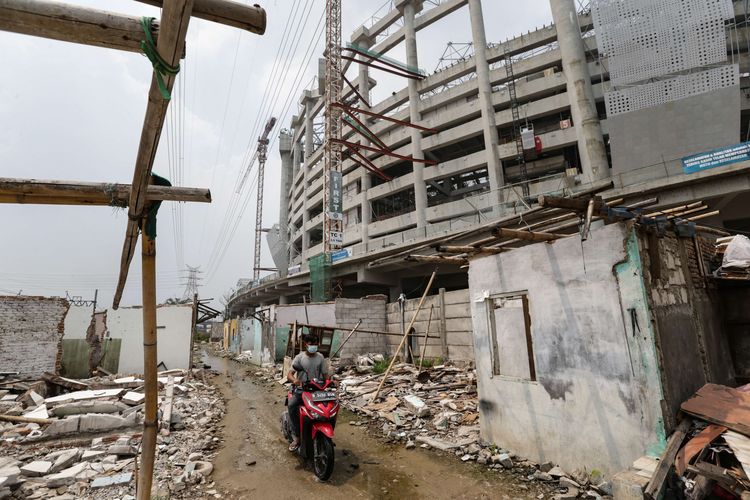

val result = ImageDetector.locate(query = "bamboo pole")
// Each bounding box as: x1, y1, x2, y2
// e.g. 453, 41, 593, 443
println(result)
685, 210, 720, 222
0, 0, 161, 53
373, 270, 437, 401
405, 255, 469, 265
113, 0, 193, 309
329, 319, 363, 359
138, 218, 158, 500
434, 245, 506, 255
418, 305, 434, 371
492, 227, 566, 242
0, 178, 211, 205
0, 414, 51, 425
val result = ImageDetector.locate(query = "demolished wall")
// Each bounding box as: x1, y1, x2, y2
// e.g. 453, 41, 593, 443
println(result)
335, 297, 388, 360
0, 296, 70, 378
386, 289, 474, 362
468, 223, 665, 475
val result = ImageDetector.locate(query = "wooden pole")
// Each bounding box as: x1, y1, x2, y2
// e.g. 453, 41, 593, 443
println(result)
492, 227, 566, 242
330, 319, 363, 359
0, 178, 211, 205
434, 245, 506, 255
138, 217, 158, 500
373, 270, 437, 400
405, 255, 469, 265
135, 0, 266, 34
438, 288, 448, 359
0, 0, 161, 53
113, 0, 193, 309
418, 305, 434, 371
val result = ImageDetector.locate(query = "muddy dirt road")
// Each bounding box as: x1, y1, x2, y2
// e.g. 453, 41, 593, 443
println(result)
204, 352, 551, 500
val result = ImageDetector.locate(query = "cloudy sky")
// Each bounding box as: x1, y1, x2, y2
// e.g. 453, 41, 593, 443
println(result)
0, 0, 553, 310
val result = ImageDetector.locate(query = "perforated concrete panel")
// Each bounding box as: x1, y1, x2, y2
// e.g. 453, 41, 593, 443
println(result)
605, 64, 739, 116
593, 0, 734, 86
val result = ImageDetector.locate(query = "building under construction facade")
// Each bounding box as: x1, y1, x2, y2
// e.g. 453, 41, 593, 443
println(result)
228, 0, 750, 312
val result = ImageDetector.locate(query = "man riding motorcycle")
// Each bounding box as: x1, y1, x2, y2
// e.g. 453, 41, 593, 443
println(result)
286, 332, 328, 452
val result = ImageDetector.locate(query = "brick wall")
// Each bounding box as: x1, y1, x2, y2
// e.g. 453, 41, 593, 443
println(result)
0, 296, 70, 378
334, 297, 387, 360
386, 289, 474, 362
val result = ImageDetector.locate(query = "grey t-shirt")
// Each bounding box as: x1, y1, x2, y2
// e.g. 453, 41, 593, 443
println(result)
292, 352, 326, 383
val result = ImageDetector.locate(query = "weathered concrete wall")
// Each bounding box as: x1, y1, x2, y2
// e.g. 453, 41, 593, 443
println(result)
210, 322, 223, 341
640, 232, 734, 430
272, 302, 337, 362
723, 285, 750, 380
107, 305, 193, 375
0, 296, 70, 378
334, 297, 388, 360
61, 305, 95, 378
468, 223, 665, 475
386, 289, 474, 361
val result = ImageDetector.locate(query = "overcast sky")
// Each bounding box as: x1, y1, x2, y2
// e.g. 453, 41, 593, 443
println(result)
0, 0, 552, 310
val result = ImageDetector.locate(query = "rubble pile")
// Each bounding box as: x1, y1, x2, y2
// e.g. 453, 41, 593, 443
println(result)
334, 357, 613, 500
0, 369, 225, 499
632, 383, 750, 499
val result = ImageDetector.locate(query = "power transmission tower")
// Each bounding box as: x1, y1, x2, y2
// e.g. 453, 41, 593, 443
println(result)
253, 116, 277, 281
323, 0, 343, 253
182, 265, 202, 300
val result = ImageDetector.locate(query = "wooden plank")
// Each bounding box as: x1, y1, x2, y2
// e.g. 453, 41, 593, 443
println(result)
681, 384, 750, 436
644, 418, 692, 500
439, 288, 448, 359
0, 178, 211, 205
492, 227, 567, 242
136, 0, 266, 34
675, 424, 726, 475
113, 0, 194, 309
0, 0, 160, 53
159, 376, 175, 436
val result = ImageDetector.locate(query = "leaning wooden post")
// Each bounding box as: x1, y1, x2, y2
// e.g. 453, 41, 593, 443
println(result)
418, 305, 434, 371
138, 214, 158, 500
373, 269, 437, 401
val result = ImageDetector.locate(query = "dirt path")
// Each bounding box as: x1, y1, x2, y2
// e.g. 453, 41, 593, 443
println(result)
205, 352, 547, 500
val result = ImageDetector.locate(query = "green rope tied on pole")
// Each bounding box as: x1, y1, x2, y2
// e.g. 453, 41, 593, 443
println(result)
139, 17, 180, 100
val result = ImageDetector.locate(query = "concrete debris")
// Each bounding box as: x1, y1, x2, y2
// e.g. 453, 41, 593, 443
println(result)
0, 366, 225, 499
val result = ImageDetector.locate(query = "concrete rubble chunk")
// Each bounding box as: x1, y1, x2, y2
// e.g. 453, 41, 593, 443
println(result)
20, 460, 53, 477
548, 466, 567, 478
0, 466, 21, 486
90, 472, 132, 488
49, 448, 81, 473
45, 463, 88, 488
78, 412, 138, 432
44, 389, 123, 405
23, 404, 49, 419
121, 391, 145, 406
52, 400, 129, 417
403, 395, 430, 417
81, 450, 106, 461
44, 416, 81, 437
414, 435, 462, 451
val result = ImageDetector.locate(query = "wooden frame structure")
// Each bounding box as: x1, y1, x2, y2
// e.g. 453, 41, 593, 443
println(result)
0, 1, 266, 497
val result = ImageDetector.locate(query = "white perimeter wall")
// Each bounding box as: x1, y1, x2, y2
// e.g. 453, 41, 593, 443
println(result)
63, 304, 93, 340
107, 305, 193, 375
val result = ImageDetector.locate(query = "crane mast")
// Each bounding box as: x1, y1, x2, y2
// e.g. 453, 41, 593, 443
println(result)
323, 0, 343, 253
253, 116, 277, 281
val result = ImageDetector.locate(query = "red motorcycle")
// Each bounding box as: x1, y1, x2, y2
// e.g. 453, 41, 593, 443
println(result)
281, 378, 339, 481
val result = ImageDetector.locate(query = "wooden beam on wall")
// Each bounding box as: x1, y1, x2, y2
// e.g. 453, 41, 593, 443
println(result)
0, 178, 211, 205
0, 0, 161, 53
113, 0, 193, 309
135, 0, 266, 34
492, 227, 566, 242
405, 255, 469, 266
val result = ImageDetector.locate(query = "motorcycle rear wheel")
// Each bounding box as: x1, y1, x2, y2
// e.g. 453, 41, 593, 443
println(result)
313, 434, 334, 481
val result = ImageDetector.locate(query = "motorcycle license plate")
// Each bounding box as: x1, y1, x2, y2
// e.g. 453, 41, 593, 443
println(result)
312, 391, 336, 402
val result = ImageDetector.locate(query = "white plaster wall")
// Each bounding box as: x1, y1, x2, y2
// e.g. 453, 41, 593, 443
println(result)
107, 305, 193, 375
468, 223, 666, 475
63, 305, 93, 340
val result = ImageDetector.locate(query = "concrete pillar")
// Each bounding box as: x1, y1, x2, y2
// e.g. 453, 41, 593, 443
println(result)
399, 0, 428, 230
468, 0, 504, 210
302, 90, 315, 255
353, 27, 374, 247
550, 0, 609, 183
278, 131, 293, 277
290, 139, 302, 264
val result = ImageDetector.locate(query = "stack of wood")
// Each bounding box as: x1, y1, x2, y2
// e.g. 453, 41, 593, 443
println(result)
644, 384, 750, 499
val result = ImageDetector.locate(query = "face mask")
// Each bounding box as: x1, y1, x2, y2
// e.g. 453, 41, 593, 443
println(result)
306, 345, 318, 354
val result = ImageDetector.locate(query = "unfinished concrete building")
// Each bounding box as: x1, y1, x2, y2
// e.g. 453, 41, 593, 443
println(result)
230, 0, 750, 314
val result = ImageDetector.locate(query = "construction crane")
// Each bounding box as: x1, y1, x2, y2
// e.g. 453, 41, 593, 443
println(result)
323, 0, 343, 253
253, 116, 277, 281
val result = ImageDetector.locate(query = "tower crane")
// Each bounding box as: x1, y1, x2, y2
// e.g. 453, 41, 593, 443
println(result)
253, 116, 277, 281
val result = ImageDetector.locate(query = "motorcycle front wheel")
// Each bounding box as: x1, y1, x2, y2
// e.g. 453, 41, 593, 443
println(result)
313, 434, 334, 481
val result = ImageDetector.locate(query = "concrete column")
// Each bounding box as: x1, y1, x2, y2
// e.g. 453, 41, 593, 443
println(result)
353, 27, 374, 247
278, 131, 293, 277
550, 0, 609, 183
302, 90, 315, 255
400, 0, 428, 229
468, 0, 504, 210
290, 139, 301, 264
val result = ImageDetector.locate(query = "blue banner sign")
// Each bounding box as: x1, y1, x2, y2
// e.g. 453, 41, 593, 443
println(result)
330, 249, 350, 263
682, 142, 750, 174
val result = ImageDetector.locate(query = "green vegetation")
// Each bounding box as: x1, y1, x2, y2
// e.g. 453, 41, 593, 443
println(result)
372, 357, 391, 374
